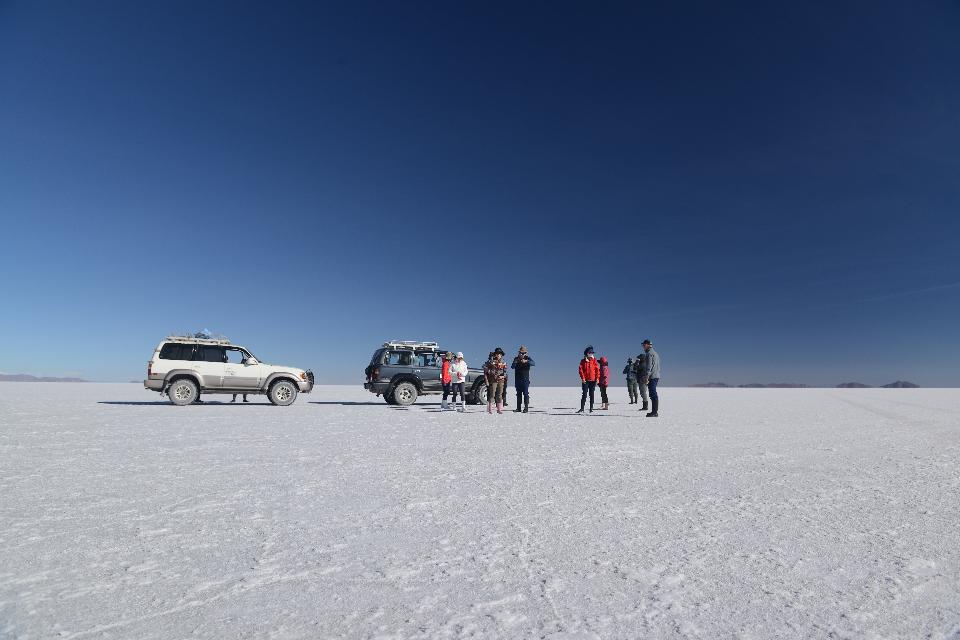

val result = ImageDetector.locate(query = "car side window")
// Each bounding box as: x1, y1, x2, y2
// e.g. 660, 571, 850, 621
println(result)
159, 343, 194, 360
201, 346, 226, 363
224, 349, 244, 364
386, 351, 413, 366
417, 353, 439, 367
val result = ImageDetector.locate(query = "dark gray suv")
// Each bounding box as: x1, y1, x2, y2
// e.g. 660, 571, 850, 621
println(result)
364, 341, 487, 405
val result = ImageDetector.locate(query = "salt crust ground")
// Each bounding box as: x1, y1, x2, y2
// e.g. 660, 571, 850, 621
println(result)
1, 382, 959, 639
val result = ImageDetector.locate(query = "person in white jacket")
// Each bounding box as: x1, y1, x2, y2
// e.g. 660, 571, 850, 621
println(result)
449, 352, 469, 412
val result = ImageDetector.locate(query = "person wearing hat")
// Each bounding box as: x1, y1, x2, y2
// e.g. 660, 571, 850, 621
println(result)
511, 345, 535, 413
440, 351, 454, 410
449, 352, 469, 412
577, 345, 601, 414
483, 348, 508, 414
623, 357, 639, 404
633, 351, 650, 411
642, 340, 660, 417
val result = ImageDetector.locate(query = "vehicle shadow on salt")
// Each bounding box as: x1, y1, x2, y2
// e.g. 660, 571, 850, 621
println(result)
309, 401, 387, 406
98, 401, 268, 406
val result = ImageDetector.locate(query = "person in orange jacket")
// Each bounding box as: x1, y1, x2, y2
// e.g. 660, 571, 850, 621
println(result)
440, 351, 453, 410
576, 345, 601, 414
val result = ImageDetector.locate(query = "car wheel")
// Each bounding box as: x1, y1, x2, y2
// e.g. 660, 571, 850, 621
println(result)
392, 381, 418, 406
168, 378, 198, 406
268, 379, 298, 406
470, 381, 488, 405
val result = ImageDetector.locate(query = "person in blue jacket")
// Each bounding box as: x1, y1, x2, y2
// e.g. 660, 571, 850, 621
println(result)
511, 345, 535, 413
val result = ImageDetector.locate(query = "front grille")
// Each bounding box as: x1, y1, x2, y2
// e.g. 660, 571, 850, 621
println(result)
306, 370, 315, 386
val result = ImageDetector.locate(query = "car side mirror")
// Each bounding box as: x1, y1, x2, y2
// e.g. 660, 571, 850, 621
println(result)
245, 357, 259, 365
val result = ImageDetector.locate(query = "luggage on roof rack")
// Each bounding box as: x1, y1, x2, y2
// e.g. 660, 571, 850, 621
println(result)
382, 340, 439, 350
166, 334, 232, 346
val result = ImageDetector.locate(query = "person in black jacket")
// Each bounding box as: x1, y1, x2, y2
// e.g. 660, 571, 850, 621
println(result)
511, 345, 535, 413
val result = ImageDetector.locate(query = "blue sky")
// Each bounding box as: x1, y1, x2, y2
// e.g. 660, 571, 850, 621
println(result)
1, 1, 958, 386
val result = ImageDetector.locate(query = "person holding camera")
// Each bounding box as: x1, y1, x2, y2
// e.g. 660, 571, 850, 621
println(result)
624, 357, 639, 404
633, 351, 650, 411
511, 345, 535, 413
449, 352, 469, 412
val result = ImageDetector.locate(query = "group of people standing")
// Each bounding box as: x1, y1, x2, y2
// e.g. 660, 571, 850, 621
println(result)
578, 340, 660, 416
438, 346, 535, 413
482, 345, 535, 414
622, 339, 660, 416
438, 341, 660, 417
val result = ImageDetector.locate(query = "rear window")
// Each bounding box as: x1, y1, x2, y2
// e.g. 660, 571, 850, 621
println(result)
159, 343, 195, 360
370, 349, 386, 365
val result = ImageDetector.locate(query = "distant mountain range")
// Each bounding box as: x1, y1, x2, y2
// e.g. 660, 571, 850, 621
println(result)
837, 381, 920, 388
690, 382, 810, 388
0, 374, 87, 383
691, 381, 921, 389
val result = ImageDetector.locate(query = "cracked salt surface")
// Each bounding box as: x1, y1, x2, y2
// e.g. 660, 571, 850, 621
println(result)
1, 383, 959, 638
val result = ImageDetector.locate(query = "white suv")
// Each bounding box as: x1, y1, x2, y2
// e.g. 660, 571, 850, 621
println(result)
144, 336, 314, 406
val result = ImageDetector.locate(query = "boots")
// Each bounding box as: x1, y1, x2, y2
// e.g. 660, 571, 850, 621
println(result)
441, 400, 448, 410
640, 400, 648, 411
523, 399, 528, 413
646, 398, 658, 417
496, 401, 503, 414
515, 395, 522, 412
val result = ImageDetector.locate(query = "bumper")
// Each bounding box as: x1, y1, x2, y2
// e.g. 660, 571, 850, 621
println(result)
144, 379, 164, 391
298, 370, 315, 393
364, 381, 389, 394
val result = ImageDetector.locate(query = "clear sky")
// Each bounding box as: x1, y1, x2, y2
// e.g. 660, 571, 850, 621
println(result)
1, 1, 958, 386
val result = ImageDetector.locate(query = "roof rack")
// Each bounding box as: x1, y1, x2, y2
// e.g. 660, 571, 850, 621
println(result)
166, 334, 232, 346
382, 340, 439, 350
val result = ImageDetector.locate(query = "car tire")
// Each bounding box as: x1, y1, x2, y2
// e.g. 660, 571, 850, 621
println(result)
168, 378, 198, 406
470, 381, 488, 405
392, 381, 418, 406
268, 379, 298, 406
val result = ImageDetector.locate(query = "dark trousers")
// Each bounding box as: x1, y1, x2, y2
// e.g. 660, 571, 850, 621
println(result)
450, 382, 465, 403
442, 382, 451, 401
515, 379, 530, 409
580, 381, 597, 410
648, 378, 659, 411
599, 384, 608, 404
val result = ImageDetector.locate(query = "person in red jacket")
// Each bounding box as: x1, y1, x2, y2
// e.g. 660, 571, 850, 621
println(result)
577, 345, 601, 414
598, 356, 611, 409
440, 352, 453, 410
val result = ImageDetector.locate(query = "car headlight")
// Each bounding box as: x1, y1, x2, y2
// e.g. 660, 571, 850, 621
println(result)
300, 372, 307, 381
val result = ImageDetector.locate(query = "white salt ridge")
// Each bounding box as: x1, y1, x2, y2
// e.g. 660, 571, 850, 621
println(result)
1, 383, 959, 638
